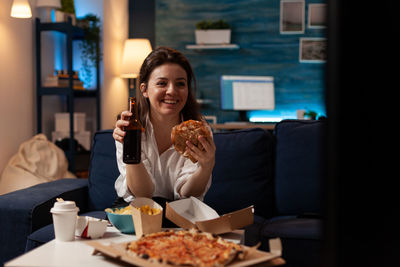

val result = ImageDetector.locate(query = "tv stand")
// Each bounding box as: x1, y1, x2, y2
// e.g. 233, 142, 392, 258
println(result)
210, 123, 275, 131
238, 111, 248, 122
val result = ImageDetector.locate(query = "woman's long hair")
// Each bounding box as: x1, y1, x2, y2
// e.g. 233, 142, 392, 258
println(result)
137, 46, 201, 128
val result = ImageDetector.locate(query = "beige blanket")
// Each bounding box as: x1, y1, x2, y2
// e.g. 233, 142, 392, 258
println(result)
0, 134, 76, 195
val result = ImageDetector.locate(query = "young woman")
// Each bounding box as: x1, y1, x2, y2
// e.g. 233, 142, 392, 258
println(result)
112, 47, 215, 206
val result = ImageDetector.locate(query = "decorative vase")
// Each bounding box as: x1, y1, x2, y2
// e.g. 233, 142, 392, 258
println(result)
55, 10, 76, 25
195, 29, 231, 45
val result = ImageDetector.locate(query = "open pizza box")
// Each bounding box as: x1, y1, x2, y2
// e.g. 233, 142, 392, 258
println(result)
88, 237, 285, 266
165, 196, 254, 234
130, 197, 163, 238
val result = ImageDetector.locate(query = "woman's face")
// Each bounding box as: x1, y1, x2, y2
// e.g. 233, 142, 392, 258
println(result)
142, 63, 188, 121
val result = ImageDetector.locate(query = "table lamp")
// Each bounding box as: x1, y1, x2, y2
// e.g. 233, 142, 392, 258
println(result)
36, 0, 61, 22
10, 0, 32, 18
121, 39, 152, 98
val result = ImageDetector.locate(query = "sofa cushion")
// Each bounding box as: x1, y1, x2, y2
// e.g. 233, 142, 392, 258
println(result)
88, 130, 120, 211
262, 216, 322, 240
245, 215, 322, 244
204, 128, 275, 219
262, 217, 322, 267
245, 215, 322, 267
274, 120, 326, 215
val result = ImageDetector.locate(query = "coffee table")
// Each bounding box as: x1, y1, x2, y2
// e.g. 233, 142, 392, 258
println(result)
5, 226, 245, 267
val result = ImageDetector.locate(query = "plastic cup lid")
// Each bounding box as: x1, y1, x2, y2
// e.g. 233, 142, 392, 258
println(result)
50, 200, 79, 213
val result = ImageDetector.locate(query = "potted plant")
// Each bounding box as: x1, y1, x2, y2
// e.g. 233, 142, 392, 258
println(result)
76, 14, 102, 88
304, 110, 318, 120
195, 19, 231, 45
55, 0, 76, 24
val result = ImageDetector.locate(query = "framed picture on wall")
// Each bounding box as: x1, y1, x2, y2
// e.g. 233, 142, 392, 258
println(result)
299, 38, 327, 63
280, 0, 305, 34
308, 4, 327, 28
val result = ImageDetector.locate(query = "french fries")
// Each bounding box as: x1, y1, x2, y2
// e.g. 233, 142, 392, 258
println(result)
136, 205, 161, 215
105, 205, 161, 215
105, 206, 133, 215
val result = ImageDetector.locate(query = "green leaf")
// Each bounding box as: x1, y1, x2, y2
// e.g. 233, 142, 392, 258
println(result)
195, 19, 230, 29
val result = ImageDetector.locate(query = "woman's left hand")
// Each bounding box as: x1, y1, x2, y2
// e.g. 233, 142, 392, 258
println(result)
185, 136, 216, 170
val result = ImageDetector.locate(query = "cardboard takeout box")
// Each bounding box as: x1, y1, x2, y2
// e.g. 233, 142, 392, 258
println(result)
130, 197, 163, 238
166, 196, 254, 234
88, 238, 284, 267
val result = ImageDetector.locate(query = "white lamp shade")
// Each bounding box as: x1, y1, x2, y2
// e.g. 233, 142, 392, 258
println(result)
36, 0, 61, 8
11, 0, 32, 18
120, 39, 152, 78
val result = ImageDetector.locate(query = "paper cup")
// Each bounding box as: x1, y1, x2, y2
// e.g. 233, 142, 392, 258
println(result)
50, 201, 79, 242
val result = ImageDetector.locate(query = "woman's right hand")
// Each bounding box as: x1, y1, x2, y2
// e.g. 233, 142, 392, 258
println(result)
113, 110, 132, 143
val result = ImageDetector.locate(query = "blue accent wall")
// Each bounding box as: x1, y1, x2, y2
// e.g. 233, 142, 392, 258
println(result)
156, 0, 326, 122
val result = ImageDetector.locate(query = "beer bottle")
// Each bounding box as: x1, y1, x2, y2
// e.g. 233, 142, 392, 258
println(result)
123, 97, 143, 164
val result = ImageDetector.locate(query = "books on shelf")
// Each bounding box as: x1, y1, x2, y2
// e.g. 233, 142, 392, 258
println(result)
43, 74, 85, 90
43, 75, 58, 87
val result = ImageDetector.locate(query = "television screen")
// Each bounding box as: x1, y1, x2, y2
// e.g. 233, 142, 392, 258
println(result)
220, 75, 275, 111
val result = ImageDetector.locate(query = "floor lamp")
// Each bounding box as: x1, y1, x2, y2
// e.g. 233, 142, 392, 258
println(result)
120, 39, 152, 99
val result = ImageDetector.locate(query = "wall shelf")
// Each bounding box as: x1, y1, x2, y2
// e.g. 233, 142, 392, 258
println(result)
186, 44, 240, 50
35, 17, 101, 173
39, 87, 99, 97
38, 21, 85, 39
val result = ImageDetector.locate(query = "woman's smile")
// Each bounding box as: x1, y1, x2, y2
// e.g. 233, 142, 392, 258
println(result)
162, 99, 178, 104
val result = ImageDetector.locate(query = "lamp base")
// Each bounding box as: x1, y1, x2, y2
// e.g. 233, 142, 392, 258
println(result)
37, 7, 52, 22
54, 10, 76, 24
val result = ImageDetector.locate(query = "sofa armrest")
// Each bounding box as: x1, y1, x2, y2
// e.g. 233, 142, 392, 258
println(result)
0, 178, 88, 265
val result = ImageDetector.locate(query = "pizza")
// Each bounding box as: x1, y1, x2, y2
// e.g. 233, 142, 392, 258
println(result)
171, 120, 212, 163
126, 229, 247, 266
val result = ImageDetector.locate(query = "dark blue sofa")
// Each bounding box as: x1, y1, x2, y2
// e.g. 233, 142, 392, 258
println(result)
0, 119, 325, 267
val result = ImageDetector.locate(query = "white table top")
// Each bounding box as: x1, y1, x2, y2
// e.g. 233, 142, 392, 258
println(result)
5, 226, 244, 267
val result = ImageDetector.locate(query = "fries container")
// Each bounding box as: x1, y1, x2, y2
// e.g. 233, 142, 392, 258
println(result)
166, 197, 254, 234
130, 198, 163, 238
